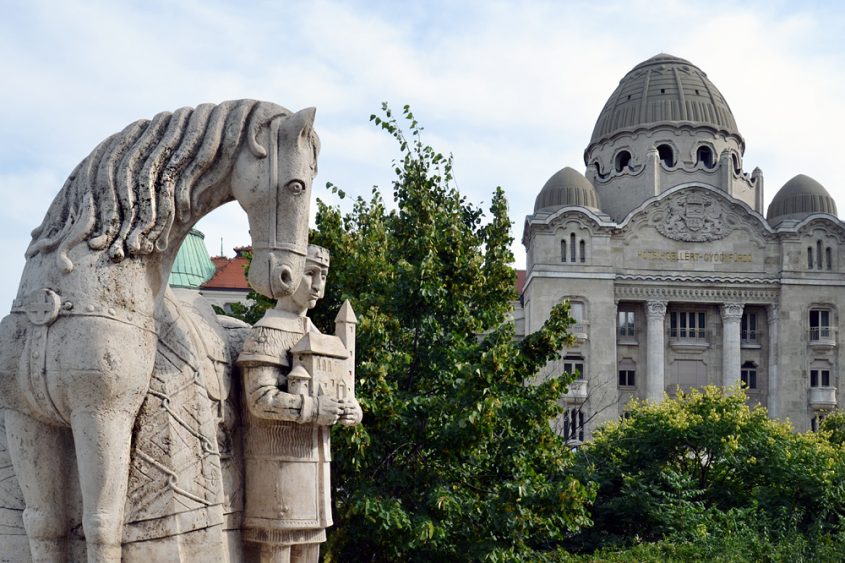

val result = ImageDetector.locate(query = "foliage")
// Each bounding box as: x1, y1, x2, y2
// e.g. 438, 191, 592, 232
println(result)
302, 104, 594, 561
821, 410, 845, 446
567, 386, 845, 555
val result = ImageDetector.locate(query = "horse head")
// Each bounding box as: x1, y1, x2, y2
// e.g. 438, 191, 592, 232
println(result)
231, 107, 319, 299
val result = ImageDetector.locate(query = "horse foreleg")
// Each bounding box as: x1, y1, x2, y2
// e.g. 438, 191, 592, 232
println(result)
70, 409, 135, 563
5, 409, 69, 563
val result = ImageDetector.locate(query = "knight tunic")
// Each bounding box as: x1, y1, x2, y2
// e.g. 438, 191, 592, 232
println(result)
237, 310, 331, 547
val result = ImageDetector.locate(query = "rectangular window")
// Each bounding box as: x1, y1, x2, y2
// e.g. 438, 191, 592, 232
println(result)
810, 369, 831, 387
741, 313, 757, 343
618, 370, 636, 386
617, 310, 636, 337
564, 356, 584, 379
741, 362, 757, 389
669, 311, 706, 338
809, 309, 831, 341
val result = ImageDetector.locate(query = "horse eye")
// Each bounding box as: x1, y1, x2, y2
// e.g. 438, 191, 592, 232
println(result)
287, 180, 305, 195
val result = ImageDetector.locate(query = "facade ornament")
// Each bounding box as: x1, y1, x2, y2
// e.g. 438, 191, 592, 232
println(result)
720, 302, 744, 321
656, 192, 729, 242
646, 300, 667, 318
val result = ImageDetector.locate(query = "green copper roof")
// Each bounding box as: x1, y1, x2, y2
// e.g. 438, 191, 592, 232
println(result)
169, 229, 217, 289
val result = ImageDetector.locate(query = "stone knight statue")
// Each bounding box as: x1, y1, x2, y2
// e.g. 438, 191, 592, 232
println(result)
237, 244, 362, 562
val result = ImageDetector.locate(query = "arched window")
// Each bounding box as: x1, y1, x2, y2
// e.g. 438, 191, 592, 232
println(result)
817, 240, 823, 270
732, 153, 741, 173
579, 240, 586, 263
569, 233, 576, 263
657, 144, 674, 167
696, 145, 714, 168
808, 247, 814, 269
563, 407, 585, 442
560, 239, 566, 262
614, 150, 631, 172
826, 247, 833, 270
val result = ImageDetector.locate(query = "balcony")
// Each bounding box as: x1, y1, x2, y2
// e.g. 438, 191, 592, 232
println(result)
564, 379, 588, 404
668, 328, 711, 351
809, 386, 837, 409
809, 326, 836, 349
570, 322, 589, 341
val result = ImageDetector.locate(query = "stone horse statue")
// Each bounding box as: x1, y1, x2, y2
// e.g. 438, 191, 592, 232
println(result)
0, 100, 319, 562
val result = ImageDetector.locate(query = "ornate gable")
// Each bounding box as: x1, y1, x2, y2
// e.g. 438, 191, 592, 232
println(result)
619, 186, 774, 248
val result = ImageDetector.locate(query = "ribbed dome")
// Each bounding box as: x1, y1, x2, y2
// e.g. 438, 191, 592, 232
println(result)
766, 174, 837, 222
169, 229, 217, 289
589, 53, 741, 148
534, 167, 600, 213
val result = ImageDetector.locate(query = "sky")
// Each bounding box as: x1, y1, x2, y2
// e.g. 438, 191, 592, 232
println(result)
1, 0, 844, 308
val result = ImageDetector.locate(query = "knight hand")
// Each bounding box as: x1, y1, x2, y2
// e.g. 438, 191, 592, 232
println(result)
338, 398, 363, 426
316, 396, 344, 426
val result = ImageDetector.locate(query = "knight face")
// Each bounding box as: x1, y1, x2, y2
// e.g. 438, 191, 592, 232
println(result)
291, 262, 328, 311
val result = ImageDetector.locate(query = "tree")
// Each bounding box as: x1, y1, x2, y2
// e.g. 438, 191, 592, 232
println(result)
302, 104, 594, 561
820, 410, 845, 446
567, 386, 845, 555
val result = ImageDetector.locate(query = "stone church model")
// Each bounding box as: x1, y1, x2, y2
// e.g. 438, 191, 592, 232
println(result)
517, 53, 843, 441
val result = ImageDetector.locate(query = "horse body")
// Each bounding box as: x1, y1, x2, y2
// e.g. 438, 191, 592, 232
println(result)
0, 100, 318, 562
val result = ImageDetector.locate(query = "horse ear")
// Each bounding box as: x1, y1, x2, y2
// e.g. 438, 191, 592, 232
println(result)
286, 107, 317, 140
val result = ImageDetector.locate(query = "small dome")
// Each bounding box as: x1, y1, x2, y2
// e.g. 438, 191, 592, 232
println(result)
169, 229, 217, 289
766, 174, 837, 222
534, 167, 600, 213
588, 53, 741, 150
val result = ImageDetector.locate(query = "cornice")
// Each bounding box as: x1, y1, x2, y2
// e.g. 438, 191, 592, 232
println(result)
615, 284, 779, 304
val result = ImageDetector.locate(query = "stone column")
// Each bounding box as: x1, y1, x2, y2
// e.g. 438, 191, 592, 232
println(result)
721, 303, 744, 390
646, 300, 667, 402
767, 304, 780, 418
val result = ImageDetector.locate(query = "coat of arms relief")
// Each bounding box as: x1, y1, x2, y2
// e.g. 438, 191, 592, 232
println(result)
655, 192, 728, 242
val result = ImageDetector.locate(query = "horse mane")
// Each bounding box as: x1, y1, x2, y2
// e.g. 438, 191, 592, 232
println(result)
27, 100, 316, 272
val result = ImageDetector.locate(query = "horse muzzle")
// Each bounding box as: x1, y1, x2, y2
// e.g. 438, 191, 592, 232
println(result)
248, 247, 306, 299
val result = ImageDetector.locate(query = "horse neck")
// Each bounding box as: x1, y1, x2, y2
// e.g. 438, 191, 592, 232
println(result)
155, 180, 236, 291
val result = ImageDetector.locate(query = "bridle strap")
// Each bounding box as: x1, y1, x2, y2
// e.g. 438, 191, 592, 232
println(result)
251, 243, 308, 257
269, 117, 280, 249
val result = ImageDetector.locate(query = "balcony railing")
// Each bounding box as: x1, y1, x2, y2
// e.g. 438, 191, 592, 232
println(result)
741, 329, 757, 342
617, 326, 638, 344
571, 322, 589, 340
564, 379, 588, 403
668, 328, 711, 349
809, 326, 836, 347
809, 386, 837, 409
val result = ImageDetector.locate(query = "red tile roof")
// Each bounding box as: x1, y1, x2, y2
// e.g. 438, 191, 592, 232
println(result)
203, 254, 250, 289
515, 269, 526, 295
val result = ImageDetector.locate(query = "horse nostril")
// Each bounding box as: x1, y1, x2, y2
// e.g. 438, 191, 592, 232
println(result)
279, 266, 293, 286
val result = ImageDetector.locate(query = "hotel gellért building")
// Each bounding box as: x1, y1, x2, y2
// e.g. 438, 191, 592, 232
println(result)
516, 53, 844, 443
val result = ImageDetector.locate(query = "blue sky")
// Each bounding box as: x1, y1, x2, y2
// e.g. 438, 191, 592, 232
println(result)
2, 0, 844, 307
